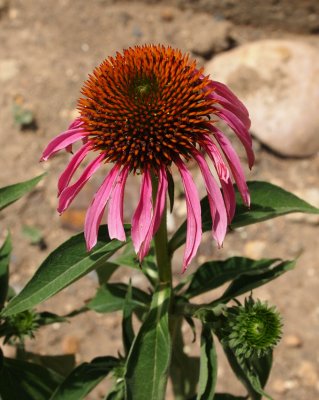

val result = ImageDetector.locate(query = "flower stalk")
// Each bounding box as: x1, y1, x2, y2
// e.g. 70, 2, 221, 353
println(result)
152, 174, 172, 285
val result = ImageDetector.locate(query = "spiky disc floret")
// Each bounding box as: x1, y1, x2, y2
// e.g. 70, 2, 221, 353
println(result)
78, 45, 217, 172
223, 298, 283, 360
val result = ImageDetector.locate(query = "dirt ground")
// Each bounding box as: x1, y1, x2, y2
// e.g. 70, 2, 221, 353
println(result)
0, 0, 319, 399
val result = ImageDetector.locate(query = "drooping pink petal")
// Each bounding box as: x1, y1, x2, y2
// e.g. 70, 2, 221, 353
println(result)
108, 165, 130, 242
206, 79, 249, 116
84, 164, 121, 251
57, 144, 90, 195
58, 153, 105, 214
205, 127, 250, 207
200, 78, 251, 131
193, 150, 227, 248
204, 140, 236, 222
41, 124, 87, 161
176, 158, 202, 272
131, 170, 153, 254
217, 108, 254, 169
220, 178, 236, 223
138, 166, 168, 261
211, 93, 251, 130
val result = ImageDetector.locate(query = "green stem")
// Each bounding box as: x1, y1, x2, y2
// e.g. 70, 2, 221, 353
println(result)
152, 175, 172, 285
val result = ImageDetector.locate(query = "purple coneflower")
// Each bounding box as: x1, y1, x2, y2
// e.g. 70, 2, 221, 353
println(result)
41, 45, 254, 271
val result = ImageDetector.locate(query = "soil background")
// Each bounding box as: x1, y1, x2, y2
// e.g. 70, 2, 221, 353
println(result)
0, 1, 319, 399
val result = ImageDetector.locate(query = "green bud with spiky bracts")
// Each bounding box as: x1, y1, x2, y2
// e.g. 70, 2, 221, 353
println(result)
222, 297, 282, 360
0, 309, 39, 344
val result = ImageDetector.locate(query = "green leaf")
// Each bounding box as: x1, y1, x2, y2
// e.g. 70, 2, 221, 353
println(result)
125, 284, 172, 400
197, 325, 217, 400
169, 181, 319, 254
215, 259, 295, 305
88, 283, 150, 314
231, 181, 319, 228
221, 347, 273, 400
21, 352, 76, 377
50, 356, 119, 400
37, 311, 67, 326
214, 394, 247, 400
2, 226, 126, 316
0, 357, 63, 400
0, 234, 12, 309
0, 174, 45, 212
122, 282, 135, 356
183, 257, 290, 299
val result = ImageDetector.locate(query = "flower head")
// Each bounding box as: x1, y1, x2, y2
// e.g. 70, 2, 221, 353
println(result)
41, 45, 254, 271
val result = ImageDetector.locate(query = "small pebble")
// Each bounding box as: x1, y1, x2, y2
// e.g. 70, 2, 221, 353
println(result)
62, 335, 80, 354
284, 334, 303, 348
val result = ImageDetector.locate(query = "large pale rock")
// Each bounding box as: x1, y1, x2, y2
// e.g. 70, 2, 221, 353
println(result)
205, 40, 319, 157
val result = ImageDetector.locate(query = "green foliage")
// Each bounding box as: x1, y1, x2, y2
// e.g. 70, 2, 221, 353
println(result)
0, 234, 11, 309
169, 181, 319, 253
50, 356, 120, 400
0, 357, 63, 400
124, 284, 172, 400
2, 226, 126, 316
1, 178, 314, 399
196, 325, 217, 400
88, 283, 150, 314
0, 174, 44, 212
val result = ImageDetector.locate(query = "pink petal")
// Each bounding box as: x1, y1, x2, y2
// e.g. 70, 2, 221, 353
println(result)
41, 125, 87, 161
218, 108, 255, 169
58, 153, 105, 214
204, 140, 236, 222
68, 118, 83, 129
108, 165, 130, 242
131, 170, 153, 254
84, 164, 121, 251
138, 166, 168, 261
57, 144, 90, 195
176, 158, 202, 272
206, 128, 250, 206
211, 93, 251, 130
207, 79, 249, 116
193, 150, 227, 248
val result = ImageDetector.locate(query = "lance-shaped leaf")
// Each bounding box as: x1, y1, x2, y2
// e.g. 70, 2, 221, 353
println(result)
50, 356, 119, 400
2, 226, 127, 317
20, 351, 75, 377
169, 181, 319, 254
197, 324, 217, 400
88, 283, 150, 314
182, 257, 291, 299
0, 357, 63, 400
125, 284, 172, 400
122, 282, 135, 356
0, 234, 12, 309
214, 259, 295, 305
214, 395, 247, 400
221, 346, 273, 400
0, 174, 45, 211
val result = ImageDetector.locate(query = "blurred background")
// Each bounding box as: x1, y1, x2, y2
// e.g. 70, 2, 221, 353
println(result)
0, 0, 318, 398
